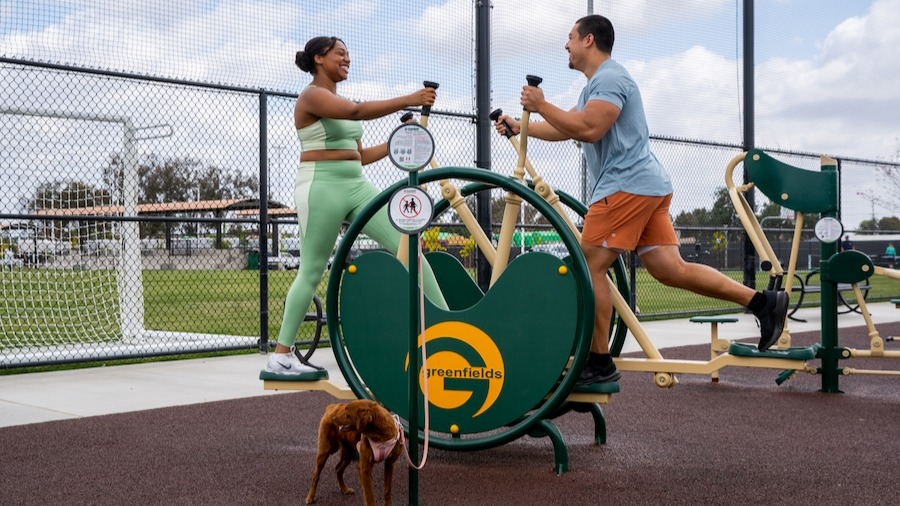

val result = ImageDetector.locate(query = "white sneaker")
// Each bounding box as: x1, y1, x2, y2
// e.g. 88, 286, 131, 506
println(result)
260, 348, 328, 380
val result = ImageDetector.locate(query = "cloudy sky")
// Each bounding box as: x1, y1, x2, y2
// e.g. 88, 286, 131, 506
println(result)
1, 0, 897, 228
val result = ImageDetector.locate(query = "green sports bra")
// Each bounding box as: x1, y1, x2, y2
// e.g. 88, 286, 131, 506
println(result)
296, 117, 363, 151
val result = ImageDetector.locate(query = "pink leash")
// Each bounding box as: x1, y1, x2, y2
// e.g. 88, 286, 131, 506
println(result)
400, 237, 429, 470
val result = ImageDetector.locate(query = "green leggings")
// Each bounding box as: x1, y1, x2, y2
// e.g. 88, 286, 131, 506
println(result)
277, 160, 448, 348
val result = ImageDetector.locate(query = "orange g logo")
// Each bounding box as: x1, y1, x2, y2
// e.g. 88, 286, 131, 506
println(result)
405, 321, 504, 417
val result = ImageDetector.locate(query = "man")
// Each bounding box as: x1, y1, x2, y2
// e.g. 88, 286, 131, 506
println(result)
494, 14, 788, 385
841, 235, 854, 251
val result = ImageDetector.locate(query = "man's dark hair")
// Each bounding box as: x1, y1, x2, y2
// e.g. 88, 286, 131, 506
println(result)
575, 15, 614, 54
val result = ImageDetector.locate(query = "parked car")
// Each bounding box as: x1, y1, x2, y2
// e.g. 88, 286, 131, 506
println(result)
327, 246, 364, 269
531, 242, 570, 259
1, 250, 24, 268
268, 252, 300, 270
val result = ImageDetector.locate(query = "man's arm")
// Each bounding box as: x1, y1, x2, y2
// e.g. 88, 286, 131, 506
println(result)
526, 114, 576, 141
494, 110, 574, 141
521, 86, 620, 143
536, 100, 619, 143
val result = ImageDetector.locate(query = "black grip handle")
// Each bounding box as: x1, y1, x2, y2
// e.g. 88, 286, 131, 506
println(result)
421, 81, 439, 117
526, 75, 543, 87
489, 108, 514, 139
399, 111, 414, 123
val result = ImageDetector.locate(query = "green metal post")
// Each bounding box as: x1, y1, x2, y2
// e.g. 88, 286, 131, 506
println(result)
407, 171, 420, 505
818, 159, 842, 393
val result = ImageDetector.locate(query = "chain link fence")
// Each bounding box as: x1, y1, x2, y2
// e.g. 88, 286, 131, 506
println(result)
2, 1, 898, 366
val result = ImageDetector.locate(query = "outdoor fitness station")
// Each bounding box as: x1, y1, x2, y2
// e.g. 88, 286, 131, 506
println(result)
264, 77, 900, 485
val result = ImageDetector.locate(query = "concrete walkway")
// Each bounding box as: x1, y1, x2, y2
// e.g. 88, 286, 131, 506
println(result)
2, 302, 898, 428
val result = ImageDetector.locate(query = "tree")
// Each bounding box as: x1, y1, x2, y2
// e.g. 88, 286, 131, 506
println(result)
674, 186, 741, 228
673, 187, 756, 266
758, 201, 789, 239
23, 180, 113, 213
672, 207, 712, 228
866, 164, 900, 210
856, 144, 900, 228
458, 235, 477, 268
858, 216, 900, 233
421, 227, 446, 253
21, 180, 114, 243
709, 187, 741, 227
98, 153, 259, 237
880, 216, 900, 232
102, 154, 258, 205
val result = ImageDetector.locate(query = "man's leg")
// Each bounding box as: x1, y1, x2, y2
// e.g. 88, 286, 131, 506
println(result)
639, 245, 789, 350
577, 243, 623, 384
639, 245, 754, 305
577, 192, 656, 385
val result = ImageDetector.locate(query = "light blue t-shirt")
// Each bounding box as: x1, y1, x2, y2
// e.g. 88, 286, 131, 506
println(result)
578, 59, 673, 205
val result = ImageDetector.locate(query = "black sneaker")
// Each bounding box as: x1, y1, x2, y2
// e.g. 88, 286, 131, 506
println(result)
576, 361, 621, 386
753, 290, 789, 351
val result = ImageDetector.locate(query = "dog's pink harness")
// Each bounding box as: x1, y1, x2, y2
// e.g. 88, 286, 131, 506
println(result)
359, 414, 404, 463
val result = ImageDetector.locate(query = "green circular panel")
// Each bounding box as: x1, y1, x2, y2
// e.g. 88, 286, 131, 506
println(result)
339, 251, 579, 434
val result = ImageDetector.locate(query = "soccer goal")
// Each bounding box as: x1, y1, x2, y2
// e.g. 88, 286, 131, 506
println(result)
0, 108, 146, 362
1, 107, 257, 366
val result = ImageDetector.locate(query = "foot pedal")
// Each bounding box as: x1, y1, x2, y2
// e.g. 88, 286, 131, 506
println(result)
259, 369, 329, 381
775, 369, 797, 385
573, 381, 620, 394
728, 342, 818, 360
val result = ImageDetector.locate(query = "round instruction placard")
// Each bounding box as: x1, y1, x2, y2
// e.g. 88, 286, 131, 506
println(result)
388, 186, 434, 234
387, 123, 435, 171
814, 216, 843, 243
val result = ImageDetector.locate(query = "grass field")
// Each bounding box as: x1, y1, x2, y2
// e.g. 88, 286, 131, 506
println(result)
0, 269, 329, 347
1, 266, 898, 347
143, 269, 333, 339
632, 268, 898, 319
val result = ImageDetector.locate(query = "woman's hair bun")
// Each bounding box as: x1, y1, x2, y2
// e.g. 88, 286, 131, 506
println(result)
295, 51, 312, 72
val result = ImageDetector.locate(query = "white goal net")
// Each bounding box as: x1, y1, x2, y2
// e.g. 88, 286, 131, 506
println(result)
1, 108, 144, 364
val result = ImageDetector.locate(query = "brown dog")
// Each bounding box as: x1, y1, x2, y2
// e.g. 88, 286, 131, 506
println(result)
306, 399, 404, 506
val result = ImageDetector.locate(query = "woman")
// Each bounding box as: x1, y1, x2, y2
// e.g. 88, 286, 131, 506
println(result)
263, 36, 448, 378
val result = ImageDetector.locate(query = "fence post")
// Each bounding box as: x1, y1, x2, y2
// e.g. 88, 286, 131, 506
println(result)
258, 91, 270, 353
818, 158, 842, 392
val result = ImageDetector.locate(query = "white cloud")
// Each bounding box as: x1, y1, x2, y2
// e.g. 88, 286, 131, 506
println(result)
631, 45, 742, 142
1, 0, 304, 87
602, 0, 730, 35
3, 0, 898, 225
581, 0, 900, 161
756, 0, 900, 158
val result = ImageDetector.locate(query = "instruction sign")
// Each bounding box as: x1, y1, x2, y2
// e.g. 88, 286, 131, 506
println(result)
387, 123, 435, 171
814, 217, 843, 243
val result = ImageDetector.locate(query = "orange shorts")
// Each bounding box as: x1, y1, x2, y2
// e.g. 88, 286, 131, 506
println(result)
582, 192, 678, 251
